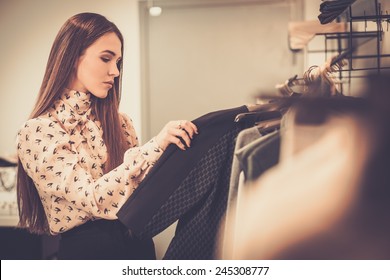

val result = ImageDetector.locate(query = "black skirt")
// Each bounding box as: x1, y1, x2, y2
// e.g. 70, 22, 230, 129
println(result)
58, 219, 156, 260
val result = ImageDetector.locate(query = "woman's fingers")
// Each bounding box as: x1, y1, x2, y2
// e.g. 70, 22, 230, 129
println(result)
175, 136, 187, 151
169, 120, 198, 150
156, 120, 199, 151
169, 127, 191, 148
178, 120, 198, 139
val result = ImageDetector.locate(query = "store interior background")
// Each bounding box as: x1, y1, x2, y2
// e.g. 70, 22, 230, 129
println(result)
1, 0, 388, 259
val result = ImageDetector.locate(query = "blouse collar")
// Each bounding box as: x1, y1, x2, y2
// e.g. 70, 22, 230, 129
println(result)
60, 89, 92, 116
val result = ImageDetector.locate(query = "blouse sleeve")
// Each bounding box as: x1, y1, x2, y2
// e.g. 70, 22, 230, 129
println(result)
16, 116, 163, 219
120, 112, 140, 148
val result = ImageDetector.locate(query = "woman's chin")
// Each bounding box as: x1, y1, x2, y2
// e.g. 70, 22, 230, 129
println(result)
91, 90, 109, 99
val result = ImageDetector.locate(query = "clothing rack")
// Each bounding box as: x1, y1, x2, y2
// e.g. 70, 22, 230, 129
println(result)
345, 0, 390, 72
307, 0, 389, 95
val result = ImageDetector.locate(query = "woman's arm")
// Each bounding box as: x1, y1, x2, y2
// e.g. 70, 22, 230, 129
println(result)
17, 117, 163, 219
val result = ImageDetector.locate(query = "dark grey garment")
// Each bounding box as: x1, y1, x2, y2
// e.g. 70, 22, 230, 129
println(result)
240, 130, 280, 182
227, 126, 263, 214
221, 130, 280, 258
232, 129, 280, 184
221, 126, 263, 258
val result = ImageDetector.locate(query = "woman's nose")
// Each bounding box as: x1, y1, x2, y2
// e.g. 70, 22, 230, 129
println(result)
109, 63, 120, 77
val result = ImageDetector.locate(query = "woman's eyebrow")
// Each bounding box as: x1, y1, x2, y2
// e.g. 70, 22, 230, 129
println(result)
101, 50, 122, 59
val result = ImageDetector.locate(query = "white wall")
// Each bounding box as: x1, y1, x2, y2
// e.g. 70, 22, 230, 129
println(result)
302, 0, 324, 69
0, 0, 142, 157
141, 0, 304, 140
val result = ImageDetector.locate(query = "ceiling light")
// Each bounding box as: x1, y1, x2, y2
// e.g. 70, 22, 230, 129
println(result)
149, 6, 162, 16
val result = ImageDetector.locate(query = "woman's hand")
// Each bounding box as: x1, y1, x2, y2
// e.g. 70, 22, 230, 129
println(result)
155, 120, 198, 151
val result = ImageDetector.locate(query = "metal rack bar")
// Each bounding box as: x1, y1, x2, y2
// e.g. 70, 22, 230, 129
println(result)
320, 0, 389, 94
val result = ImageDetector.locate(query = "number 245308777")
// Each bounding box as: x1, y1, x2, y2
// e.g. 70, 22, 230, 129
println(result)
215, 266, 269, 276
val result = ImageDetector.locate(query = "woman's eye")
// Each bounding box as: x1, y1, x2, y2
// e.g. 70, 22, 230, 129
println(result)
101, 57, 110, 63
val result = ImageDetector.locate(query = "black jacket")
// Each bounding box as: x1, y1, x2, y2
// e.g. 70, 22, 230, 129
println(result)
117, 105, 249, 259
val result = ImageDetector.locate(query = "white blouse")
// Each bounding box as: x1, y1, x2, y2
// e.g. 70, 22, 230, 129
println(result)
16, 90, 163, 234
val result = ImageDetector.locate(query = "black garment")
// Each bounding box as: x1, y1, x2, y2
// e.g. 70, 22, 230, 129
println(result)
117, 106, 249, 259
58, 219, 155, 260
160, 127, 239, 259
318, 0, 356, 24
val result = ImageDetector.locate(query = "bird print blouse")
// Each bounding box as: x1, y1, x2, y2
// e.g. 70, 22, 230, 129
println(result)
16, 90, 163, 235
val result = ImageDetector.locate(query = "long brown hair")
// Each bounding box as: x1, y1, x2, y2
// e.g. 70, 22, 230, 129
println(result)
17, 13, 129, 234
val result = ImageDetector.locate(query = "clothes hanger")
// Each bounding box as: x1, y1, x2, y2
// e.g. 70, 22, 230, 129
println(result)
256, 118, 281, 135
235, 110, 282, 124
235, 97, 295, 124
236, 49, 354, 125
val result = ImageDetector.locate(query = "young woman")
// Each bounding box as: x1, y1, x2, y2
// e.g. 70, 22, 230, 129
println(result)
16, 12, 197, 260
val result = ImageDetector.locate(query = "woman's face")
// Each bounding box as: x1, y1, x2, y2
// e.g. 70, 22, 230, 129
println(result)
69, 32, 122, 98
